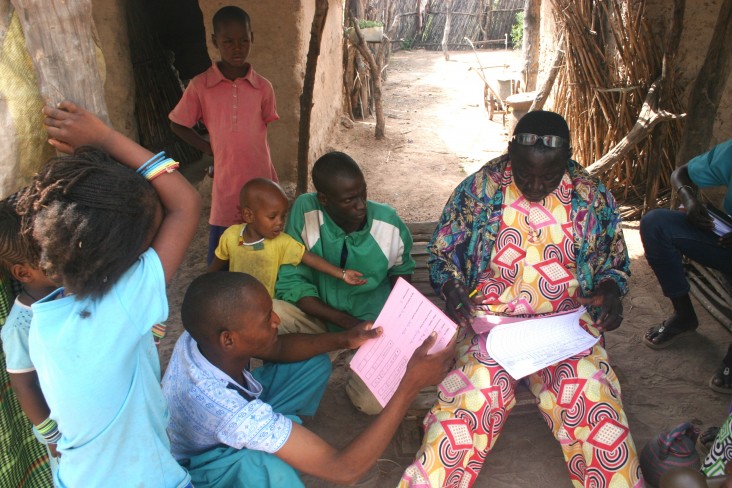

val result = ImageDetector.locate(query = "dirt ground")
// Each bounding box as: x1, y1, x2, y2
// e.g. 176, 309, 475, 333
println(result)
163, 49, 732, 487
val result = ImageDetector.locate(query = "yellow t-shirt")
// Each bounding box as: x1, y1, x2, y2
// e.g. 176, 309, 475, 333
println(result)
214, 224, 306, 297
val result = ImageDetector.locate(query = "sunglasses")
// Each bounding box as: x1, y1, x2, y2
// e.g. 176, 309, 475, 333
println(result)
512, 133, 567, 148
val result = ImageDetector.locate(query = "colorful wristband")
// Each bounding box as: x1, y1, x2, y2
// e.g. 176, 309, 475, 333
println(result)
136, 151, 166, 175
146, 160, 180, 181
35, 418, 62, 444
136, 152, 180, 181
152, 322, 167, 344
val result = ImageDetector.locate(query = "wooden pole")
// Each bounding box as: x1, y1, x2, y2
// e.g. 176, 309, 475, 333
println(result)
522, 0, 541, 90
529, 31, 564, 112
477, 0, 487, 40
10, 0, 109, 122
418, 0, 427, 35
673, 0, 732, 170
350, 14, 386, 139
297, 0, 329, 195
442, 0, 453, 61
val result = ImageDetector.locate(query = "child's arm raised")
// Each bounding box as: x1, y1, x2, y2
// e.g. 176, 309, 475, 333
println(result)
275, 333, 455, 484
43, 101, 202, 282
300, 251, 367, 286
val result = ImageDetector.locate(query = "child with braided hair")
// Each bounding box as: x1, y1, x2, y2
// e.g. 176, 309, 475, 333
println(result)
17, 101, 201, 487
0, 202, 59, 470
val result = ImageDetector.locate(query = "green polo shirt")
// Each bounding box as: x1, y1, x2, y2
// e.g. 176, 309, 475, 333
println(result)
275, 193, 415, 329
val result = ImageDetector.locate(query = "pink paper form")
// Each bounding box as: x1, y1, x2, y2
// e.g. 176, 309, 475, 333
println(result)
351, 278, 457, 407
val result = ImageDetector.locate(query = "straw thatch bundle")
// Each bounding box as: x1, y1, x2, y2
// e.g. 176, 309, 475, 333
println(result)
549, 0, 685, 218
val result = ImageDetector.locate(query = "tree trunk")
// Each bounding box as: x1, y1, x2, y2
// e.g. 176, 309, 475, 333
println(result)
522, 0, 541, 90
674, 0, 732, 169
350, 15, 385, 139
343, 39, 355, 119
355, 52, 370, 118
10, 0, 109, 121
529, 32, 564, 112
418, 0, 428, 35
644, 0, 684, 212
377, 0, 396, 80
442, 0, 453, 61
348, 0, 365, 19
477, 0, 487, 40
297, 0, 329, 195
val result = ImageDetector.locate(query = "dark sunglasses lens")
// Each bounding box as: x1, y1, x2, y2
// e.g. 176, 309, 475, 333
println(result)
515, 133, 538, 145
542, 135, 565, 148
514, 133, 566, 147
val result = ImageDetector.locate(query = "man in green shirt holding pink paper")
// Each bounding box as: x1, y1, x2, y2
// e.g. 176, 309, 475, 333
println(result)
275, 151, 415, 414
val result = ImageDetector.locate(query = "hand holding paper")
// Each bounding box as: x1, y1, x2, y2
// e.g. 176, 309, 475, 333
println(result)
401, 333, 457, 396
341, 322, 383, 349
351, 278, 457, 407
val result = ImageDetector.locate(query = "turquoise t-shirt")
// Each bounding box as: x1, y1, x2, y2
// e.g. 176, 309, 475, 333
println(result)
29, 248, 190, 488
687, 138, 732, 214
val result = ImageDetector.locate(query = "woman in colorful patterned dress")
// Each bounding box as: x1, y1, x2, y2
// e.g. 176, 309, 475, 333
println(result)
399, 111, 643, 487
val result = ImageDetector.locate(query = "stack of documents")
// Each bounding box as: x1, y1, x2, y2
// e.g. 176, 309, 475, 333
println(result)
484, 308, 598, 380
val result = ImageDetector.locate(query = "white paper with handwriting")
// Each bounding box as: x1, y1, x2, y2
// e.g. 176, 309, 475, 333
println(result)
485, 307, 598, 380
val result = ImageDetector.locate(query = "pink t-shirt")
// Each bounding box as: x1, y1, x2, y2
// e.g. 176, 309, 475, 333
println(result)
170, 63, 279, 227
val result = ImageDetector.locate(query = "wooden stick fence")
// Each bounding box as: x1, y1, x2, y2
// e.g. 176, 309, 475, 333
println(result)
548, 0, 685, 210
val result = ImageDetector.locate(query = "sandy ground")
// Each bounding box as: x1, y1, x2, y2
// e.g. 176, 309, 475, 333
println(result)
163, 49, 732, 487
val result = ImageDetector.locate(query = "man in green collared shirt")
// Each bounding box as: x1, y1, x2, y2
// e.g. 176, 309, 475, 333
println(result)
275, 151, 415, 414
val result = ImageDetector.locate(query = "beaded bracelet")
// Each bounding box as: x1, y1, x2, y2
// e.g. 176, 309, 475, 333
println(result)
36, 417, 62, 444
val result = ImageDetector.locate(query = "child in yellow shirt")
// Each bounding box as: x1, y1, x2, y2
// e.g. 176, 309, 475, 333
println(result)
208, 178, 366, 296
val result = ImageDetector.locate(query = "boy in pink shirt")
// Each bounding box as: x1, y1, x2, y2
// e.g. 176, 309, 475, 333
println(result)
170, 6, 278, 263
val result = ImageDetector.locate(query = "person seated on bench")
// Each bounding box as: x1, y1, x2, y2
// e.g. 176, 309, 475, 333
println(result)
162, 272, 454, 488
399, 110, 643, 487
641, 139, 732, 392
274, 151, 416, 414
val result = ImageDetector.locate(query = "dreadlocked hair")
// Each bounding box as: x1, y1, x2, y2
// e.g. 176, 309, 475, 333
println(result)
17, 147, 160, 299
0, 200, 39, 271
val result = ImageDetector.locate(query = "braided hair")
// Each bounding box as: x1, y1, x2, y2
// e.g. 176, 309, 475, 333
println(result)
0, 200, 38, 271
17, 147, 160, 299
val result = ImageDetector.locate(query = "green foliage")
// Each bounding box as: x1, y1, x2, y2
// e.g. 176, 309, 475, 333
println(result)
400, 37, 415, 50
511, 11, 524, 50
357, 19, 384, 28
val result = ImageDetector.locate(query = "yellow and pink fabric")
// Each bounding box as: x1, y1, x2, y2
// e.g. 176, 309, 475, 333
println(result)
400, 160, 642, 487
